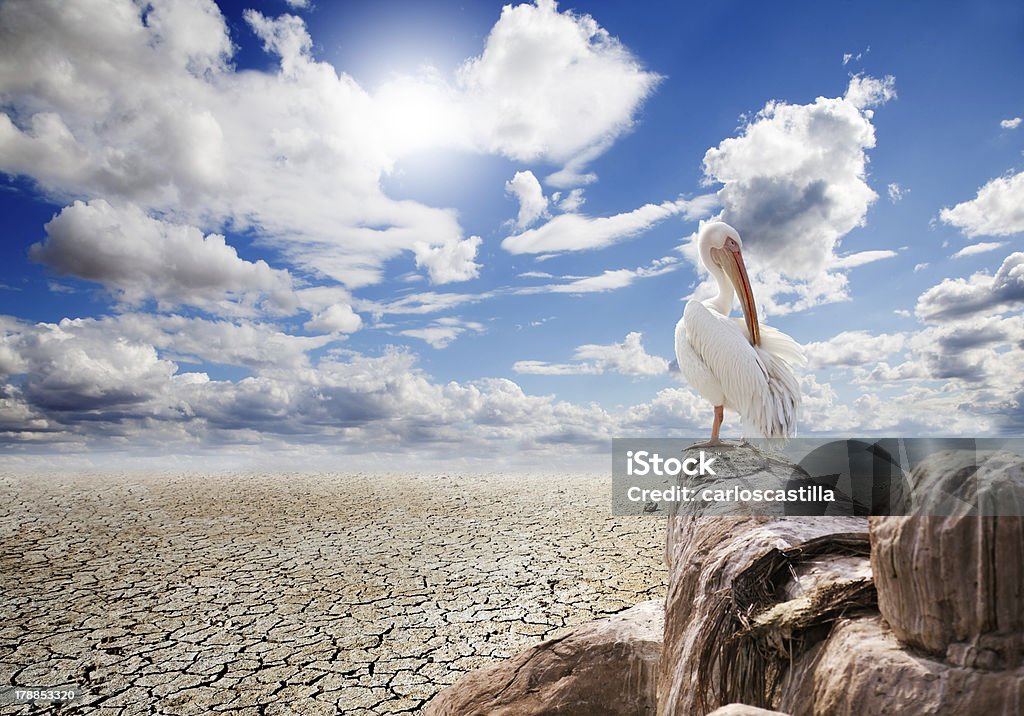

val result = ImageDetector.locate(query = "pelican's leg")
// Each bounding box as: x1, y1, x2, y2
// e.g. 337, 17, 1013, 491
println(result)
688, 406, 725, 448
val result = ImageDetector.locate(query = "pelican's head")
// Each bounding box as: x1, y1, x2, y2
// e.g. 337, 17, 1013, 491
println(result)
698, 221, 760, 345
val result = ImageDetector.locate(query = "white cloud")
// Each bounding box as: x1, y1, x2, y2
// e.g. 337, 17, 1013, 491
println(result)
841, 47, 869, 67
887, 182, 907, 202
524, 256, 681, 294
574, 332, 670, 375
1001, 117, 1022, 130
284, 0, 310, 9
940, 170, 1024, 238
698, 75, 896, 313
0, 0, 659, 289
951, 241, 1008, 258
621, 387, 707, 434
399, 317, 485, 349
303, 304, 362, 334
914, 262, 929, 272
502, 194, 717, 255
30, 200, 298, 314
514, 331, 668, 377
558, 188, 586, 212
804, 330, 906, 368
413, 236, 482, 284
831, 249, 898, 269
844, 74, 896, 109
456, 0, 660, 175
916, 252, 1024, 322
1, 316, 626, 456
505, 170, 548, 229
512, 360, 602, 376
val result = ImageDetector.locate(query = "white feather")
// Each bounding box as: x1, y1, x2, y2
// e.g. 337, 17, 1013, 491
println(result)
675, 222, 805, 440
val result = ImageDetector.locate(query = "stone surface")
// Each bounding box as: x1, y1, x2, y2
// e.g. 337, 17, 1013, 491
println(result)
779, 616, 1024, 716
659, 510, 868, 715
870, 450, 1024, 667
0, 471, 666, 714
424, 599, 663, 716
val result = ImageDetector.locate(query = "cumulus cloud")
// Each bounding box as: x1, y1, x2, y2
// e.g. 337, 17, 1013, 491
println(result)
1, 316, 628, 456
951, 241, 1008, 259
698, 75, 896, 313
1001, 117, 1022, 130
915, 252, 1024, 322
0, 0, 658, 289
939, 170, 1024, 238
505, 170, 548, 229
803, 330, 906, 368
503, 194, 717, 255
413, 236, 482, 284
303, 304, 363, 334
514, 331, 668, 376
30, 200, 298, 314
887, 182, 906, 203
457, 0, 660, 176
575, 332, 669, 375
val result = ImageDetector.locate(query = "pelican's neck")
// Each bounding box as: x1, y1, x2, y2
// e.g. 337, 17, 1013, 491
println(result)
704, 261, 734, 316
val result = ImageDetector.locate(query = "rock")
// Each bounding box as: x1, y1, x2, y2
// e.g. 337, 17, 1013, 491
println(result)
660, 499, 869, 715
424, 600, 663, 716
707, 706, 791, 716
869, 450, 1024, 668
779, 616, 1024, 715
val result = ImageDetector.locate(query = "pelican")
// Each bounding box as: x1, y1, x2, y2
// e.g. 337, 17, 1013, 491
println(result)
675, 221, 805, 445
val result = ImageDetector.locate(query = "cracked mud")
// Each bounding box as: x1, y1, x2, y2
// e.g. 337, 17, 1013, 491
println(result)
0, 471, 666, 714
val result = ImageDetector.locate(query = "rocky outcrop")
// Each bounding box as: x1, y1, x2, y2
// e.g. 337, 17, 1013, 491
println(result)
658, 513, 871, 714
779, 616, 1024, 715
660, 444, 1024, 715
870, 450, 1024, 668
424, 444, 1024, 715
424, 600, 663, 716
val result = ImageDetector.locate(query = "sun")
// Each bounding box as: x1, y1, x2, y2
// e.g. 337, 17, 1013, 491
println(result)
374, 73, 464, 157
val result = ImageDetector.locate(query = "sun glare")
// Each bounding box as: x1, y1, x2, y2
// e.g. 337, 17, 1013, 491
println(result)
374, 76, 463, 157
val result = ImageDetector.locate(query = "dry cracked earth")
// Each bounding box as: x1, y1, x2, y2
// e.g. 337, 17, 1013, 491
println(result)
0, 471, 667, 715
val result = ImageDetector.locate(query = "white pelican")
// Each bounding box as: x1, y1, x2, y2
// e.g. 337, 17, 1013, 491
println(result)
675, 221, 805, 445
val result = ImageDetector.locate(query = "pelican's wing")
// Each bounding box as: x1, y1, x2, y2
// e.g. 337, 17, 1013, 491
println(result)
684, 302, 800, 438
733, 318, 807, 367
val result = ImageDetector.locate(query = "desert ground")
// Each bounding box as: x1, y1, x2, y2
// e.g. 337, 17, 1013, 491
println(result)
0, 470, 667, 714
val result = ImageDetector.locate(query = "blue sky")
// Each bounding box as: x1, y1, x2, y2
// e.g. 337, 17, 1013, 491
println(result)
1, 0, 1022, 467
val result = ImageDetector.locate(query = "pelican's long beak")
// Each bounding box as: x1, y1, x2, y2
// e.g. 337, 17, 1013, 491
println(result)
712, 245, 760, 346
